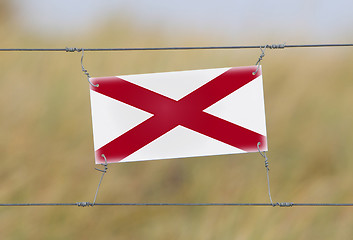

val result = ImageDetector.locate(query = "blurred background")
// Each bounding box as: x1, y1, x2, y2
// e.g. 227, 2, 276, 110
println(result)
1, 0, 353, 239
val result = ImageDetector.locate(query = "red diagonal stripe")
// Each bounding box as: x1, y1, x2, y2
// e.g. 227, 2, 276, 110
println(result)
95, 115, 178, 162
181, 112, 266, 153
90, 76, 174, 115
179, 66, 262, 109
90, 67, 266, 163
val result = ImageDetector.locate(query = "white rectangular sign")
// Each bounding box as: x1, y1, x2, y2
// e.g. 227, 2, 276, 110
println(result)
89, 66, 267, 164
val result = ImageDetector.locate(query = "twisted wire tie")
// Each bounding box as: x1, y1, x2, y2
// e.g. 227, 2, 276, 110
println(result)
257, 142, 274, 205
266, 44, 286, 49
252, 43, 285, 75
275, 202, 294, 207
76, 202, 92, 207
65, 47, 99, 87
92, 154, 108, 206
65, 47, 82, 52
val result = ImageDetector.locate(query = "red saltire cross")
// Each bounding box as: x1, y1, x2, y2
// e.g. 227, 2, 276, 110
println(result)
90, 66, 266, 163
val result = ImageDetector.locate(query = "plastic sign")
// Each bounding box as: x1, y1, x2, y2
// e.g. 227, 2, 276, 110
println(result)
89, 66, 267, 164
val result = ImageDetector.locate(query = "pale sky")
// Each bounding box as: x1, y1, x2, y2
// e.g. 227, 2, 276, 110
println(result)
10, 0, 353, 42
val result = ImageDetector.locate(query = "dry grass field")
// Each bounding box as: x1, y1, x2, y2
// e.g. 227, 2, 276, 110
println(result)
1, 11, 353, 240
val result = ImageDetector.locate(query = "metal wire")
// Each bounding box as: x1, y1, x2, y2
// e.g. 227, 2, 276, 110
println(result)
257, 142, 273, 205
252, 46, 267, 75
0, 203, 78, 206
0, 202, 353, 207
92, 154, 108, 206
80, 49, 99, 87
0, 43, 352, 52
0, 42, 352, 208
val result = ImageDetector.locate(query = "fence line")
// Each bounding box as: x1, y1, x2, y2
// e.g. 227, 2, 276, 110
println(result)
0, 43, 352, 52
1, 42, 353, 207
0, 202, 353, 207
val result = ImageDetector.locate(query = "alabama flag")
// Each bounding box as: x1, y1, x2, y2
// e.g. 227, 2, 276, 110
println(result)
89, 66, 267, 164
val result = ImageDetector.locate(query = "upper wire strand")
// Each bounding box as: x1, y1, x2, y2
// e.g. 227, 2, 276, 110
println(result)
1, 43, 353, 51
